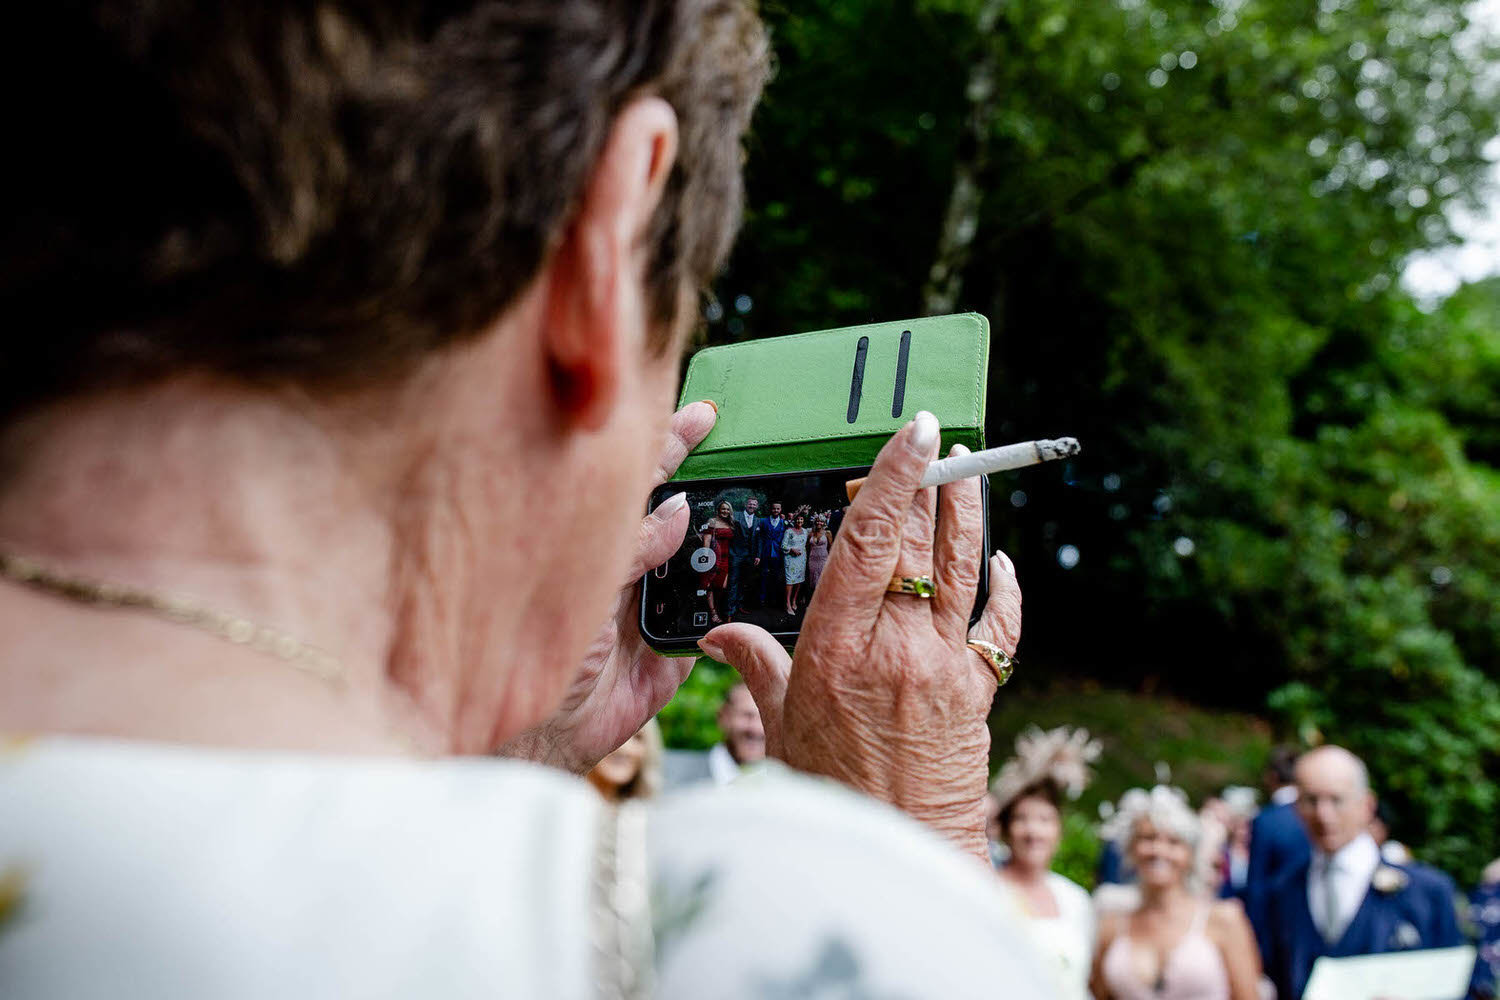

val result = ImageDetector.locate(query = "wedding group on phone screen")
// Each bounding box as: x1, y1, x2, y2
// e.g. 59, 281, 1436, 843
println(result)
692, 494, 848, 624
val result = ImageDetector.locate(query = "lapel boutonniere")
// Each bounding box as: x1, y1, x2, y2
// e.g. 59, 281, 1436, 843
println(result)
1390, 920, 1423, 949
1372, 864, 1409, 894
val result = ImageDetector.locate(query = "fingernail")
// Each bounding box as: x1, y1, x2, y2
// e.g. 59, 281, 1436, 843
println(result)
949, 442, 970, 456
697, 636, 725, 661
656, 491, 688, 519
695, 399, 719, 416
994, 549, 1015, 577
909, 410, 939, 456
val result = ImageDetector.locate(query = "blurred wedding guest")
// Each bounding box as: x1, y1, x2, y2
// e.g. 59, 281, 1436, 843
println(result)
1471, 859, 1500, 1000
1097, 835, 1132, 888
1245, 744, 1310, 958
0, 2, 1052, 996
586, 719, 664, 803
781, 512, 808, 614
662, 683, 766, 789
727, 497, 760, 618
1218, 786, 1259, 900
806, 514, 831, 591
713, 683, 766, 778
1092, 786, 1263, 1000
1196, 798, 1232, 900
990, 726, 1101, 1000
755, 501, 785, 605
1263, 746, 1462, 1000
699, 500, 735, 624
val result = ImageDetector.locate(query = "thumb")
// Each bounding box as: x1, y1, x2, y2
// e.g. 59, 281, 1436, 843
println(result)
627, 491, 690, 582
700, 623, 791, 758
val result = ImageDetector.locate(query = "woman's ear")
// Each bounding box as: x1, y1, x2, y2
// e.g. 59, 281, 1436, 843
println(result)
542, 97, 679, 430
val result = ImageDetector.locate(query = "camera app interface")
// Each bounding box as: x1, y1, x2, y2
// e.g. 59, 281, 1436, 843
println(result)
642, 469, 860, 642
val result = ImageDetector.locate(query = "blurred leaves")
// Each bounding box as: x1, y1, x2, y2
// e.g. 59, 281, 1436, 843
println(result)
657, 658, 737, 750
686, 0, 1500, 879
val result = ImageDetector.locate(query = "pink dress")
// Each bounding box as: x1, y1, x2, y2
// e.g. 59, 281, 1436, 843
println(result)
1100, 904, 1229, 1000
806, 531, 830, 588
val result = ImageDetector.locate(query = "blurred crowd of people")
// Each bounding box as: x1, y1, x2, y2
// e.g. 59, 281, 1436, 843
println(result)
979, 732, 1497, 1000
593, 695, 1500, 1000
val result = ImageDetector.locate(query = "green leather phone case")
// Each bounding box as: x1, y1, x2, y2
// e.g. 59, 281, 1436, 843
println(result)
673, 313, 990, 481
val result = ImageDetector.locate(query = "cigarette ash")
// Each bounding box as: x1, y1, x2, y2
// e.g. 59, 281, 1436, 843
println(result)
1035, 437, 1081, 461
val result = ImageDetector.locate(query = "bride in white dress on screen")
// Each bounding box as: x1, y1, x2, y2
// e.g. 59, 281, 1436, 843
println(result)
990, 726, 1102, 1000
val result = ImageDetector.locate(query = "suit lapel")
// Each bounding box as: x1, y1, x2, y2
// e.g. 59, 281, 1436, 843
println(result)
1285, 869, 1326, 1000
1329, 876, 1383, 956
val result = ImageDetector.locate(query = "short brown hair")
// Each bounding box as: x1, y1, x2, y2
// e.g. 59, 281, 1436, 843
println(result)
998, 779, 1063, 834
1, 1, 768, 417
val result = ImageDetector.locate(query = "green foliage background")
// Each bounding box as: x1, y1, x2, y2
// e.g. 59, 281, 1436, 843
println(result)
663, 0, 1500, 883
658, 659, 737, 750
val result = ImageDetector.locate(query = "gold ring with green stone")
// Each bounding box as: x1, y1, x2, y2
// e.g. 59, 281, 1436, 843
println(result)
966, 639, 1015, 687
886, 575, 937, 598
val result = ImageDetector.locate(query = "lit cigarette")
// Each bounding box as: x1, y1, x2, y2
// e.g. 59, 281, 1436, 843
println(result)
844, 437, 1081, 501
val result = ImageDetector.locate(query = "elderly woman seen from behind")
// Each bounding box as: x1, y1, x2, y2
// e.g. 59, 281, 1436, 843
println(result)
1091, 786, 1263, 1000
990, 726, 1102, 1000
0, 3, 1046, 998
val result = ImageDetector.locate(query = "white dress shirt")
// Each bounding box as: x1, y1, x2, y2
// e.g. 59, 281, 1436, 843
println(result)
1308, 831, 1382, 943
707, 742, 741, 785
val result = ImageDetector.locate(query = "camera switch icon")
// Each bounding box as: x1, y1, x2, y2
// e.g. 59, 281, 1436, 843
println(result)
693, 612, 709, 627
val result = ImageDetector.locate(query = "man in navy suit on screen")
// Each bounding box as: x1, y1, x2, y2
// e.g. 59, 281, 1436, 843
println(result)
726, 497, 760, 618
1246, 745, 1310, 959
755, 501, 785, 607
1264, 745, 1462, 1000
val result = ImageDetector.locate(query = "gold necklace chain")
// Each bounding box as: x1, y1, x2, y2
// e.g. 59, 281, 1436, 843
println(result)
0, 552, 345, 687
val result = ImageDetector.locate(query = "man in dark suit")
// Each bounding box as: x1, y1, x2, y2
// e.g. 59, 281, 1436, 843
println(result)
726, 497, 760, 618
755, 501, 785, 607
1469, 868, 1500, 1000
1246, 745, 1310, 960
1264, 745, 1462, 1000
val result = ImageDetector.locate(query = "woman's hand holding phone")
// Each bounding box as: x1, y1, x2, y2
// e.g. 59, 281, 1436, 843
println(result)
700, 413, 1022, 863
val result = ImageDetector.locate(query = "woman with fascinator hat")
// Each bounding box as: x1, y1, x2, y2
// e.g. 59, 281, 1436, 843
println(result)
991, 726, 1102, 1000
1091, 785, 1263, 1000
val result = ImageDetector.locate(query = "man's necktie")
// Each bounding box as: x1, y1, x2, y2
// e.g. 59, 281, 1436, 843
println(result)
1321, 859, 1341, 943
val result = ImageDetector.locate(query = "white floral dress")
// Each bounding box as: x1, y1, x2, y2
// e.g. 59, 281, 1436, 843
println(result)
0, 736, 1054, 999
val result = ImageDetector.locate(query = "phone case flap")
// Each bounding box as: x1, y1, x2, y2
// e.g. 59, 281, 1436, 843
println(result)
673, 313, 989, 480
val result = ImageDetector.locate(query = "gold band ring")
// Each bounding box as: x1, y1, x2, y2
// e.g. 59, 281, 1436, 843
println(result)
967, 639, 1015, 687
886, 575, 937, 598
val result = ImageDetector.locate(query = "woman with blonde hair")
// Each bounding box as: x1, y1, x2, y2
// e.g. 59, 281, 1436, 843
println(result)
1091, 786, 1262, 1000
805, 515, 831, 591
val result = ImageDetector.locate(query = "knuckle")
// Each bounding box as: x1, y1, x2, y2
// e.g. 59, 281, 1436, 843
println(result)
941, 544, 982, 591
949, 484, 984, 520
835, 513, 901, 567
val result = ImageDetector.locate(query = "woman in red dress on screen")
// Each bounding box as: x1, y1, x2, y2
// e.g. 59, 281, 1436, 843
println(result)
699, 500, 735, 624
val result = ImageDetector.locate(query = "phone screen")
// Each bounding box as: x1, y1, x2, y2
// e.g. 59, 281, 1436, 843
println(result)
640, 466, 989, 648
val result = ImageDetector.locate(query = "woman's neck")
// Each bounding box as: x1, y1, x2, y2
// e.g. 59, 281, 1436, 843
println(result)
1002, 859, 1050, 887
1138, 880, 1190, 913
0, 377, 505, 755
